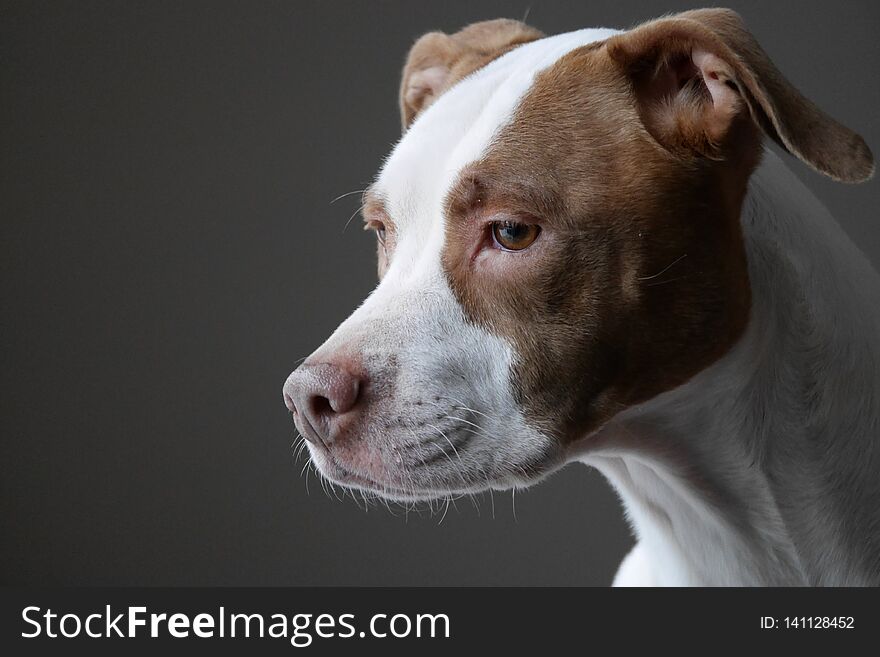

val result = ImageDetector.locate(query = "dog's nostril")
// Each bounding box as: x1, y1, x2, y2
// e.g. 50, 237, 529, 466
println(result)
310, 394, 334, 418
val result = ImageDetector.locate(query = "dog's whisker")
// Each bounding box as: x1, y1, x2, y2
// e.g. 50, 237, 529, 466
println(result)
293, 437, 309, 462
469, 492, 480, 516
436, 395, 495, 423
637, 253, 688, 281
329, 188, 368, 205
425, 422, 467, 473
644, 274, 689, 288
441, 414, 482, 432
423, 434, 457, 472
438, 496, 452, 525
343, 203, 367, 233
319, 470, 332, 500
404, 427, 430, 471
511, 488, 518, 523
303, 461, 312, 497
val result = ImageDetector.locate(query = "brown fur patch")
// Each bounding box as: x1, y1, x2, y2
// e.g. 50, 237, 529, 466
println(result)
607, 8, 874, 182
438, 9, 874, 443
441, 41, 754, 444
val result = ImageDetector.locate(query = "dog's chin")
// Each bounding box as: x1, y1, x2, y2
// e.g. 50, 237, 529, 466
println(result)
307, 448, 482, 503
306, 442, 564, 504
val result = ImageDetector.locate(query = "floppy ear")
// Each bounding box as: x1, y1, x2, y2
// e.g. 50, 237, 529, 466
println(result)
605, 8, 874, 182
399, 18, 544, 130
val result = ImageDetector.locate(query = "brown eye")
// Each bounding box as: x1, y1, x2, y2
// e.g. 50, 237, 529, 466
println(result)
491, 221, 540, 251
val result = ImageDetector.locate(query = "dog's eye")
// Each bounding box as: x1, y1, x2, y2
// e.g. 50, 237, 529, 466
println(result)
491, 221, 540, 251
366, 220, 387, 246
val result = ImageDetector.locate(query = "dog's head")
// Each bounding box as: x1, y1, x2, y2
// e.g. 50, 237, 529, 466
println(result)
283, 9, 872, 501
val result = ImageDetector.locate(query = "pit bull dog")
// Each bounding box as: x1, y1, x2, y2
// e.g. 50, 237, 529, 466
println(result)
283, 9, 878, 586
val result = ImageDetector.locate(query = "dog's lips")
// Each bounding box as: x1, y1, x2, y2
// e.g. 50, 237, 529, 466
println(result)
307, 442, 490, 502
314, 448, 417, 498
291, 407, 326, 448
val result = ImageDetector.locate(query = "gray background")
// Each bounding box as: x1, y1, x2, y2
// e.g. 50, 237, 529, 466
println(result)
1, 0, 877, 586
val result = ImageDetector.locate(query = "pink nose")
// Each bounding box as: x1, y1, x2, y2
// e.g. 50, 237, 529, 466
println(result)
283, 362, 362, 445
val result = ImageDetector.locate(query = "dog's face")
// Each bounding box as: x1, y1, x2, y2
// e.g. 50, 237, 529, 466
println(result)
283, 10, 872, 501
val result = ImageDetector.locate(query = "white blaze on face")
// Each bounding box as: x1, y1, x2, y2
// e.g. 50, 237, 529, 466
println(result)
380, 28, 620, 276
305, 29, 618, 499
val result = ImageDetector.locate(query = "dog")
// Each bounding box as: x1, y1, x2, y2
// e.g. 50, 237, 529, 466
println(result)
283, 9, 879, 586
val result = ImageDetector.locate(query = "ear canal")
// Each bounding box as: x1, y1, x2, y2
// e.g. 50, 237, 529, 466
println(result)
607, 8, 874, 182
398, 19, 544, 131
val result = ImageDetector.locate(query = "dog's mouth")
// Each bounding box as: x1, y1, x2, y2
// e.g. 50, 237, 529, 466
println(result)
291, 401, 496, 500
306, 441, 488, 502
317, 452, 429, 501
288, 387, 566, 503
300, 428, 564, 505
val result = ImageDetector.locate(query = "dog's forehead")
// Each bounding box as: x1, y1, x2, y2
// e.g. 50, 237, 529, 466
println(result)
374, 28, 619, 254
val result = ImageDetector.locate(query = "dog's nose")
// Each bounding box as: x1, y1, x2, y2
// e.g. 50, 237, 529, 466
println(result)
283, 362, 362, 445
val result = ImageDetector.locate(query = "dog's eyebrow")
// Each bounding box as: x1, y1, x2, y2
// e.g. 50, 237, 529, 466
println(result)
361, 188, 387, 220
446, 168, 563, 221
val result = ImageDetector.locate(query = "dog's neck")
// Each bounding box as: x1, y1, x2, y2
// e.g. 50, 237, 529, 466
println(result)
581, 149, 880, 585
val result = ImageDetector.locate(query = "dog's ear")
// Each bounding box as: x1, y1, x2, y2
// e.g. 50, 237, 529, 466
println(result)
606, 8, 874, 182
399, 18, 544, 131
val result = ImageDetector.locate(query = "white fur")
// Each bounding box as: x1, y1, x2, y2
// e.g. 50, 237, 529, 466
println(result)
304, 29, 619, 498
581, 150, 880, 585
613, 543, 656, 587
